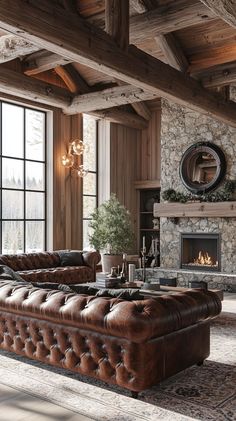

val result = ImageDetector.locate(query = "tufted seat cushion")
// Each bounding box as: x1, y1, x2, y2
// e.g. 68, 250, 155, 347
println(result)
17, 266, 93, 284
0, 252, 60, 271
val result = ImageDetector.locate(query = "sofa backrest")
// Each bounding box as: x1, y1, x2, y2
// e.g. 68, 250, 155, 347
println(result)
0, 252, 60, 271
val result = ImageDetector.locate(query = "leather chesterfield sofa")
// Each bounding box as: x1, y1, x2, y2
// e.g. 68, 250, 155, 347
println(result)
0, 280, 221, 395
0, 250, 100, 284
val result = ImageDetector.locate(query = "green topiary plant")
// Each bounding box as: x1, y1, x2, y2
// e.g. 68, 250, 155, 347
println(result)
88, 194, 134, 254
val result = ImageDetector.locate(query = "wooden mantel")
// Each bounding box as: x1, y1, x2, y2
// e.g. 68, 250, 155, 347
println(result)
155, 201, 236, 218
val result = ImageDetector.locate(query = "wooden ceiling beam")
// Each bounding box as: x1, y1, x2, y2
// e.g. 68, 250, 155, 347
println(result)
90, 108, 148, 129
24, 51, 71, 75
0, 1, 236, 127
0, 67, 71, 109
200, 0, 236, 28
0, 34, 39, 64
54, 64, 79, 93
155, 33, 189, 73
53, 64, 148, 129
198, 62, 236, 88
68, 85, 157, 114
129, 0, 216, 44
130, 0, 156, 14
131, 101, 152, 120
105, 0, 129, 51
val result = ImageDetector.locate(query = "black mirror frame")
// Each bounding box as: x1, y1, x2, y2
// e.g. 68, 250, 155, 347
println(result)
179, 142, 226, 194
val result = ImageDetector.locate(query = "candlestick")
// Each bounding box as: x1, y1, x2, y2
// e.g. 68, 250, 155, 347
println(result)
142, 236, 145, 251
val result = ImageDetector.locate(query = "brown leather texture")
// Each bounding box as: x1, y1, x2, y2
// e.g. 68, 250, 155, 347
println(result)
0, 251, 100, 284
0, 282, 221, 392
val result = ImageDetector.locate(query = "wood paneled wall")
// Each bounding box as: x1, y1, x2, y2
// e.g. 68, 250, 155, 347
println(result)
110, 122, 142, 249
136, 100, 161, 183
53, 110, 83, 250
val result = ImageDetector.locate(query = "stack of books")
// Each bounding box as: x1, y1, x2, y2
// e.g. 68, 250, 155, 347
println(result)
96, 277, 119, 288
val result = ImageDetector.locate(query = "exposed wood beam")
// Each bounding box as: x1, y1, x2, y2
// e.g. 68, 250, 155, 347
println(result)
155, 33, 189, 73
0, 67, 71, 109
131, 101, 152, 120
68, 85, 157, 114
200, 0, 236, 28
105, 0, 129, 51
189, 44, 236, 73
24, 51, 71, 75
54, 64, 78, 93
199, 62, 236, 88
90, 108, 148, 129
0, 34, 39, 63
105, 0, 152, 120
130, 0, 156, 14
53, 65, 147, 129
22, 0, 215, 76
129, 0, 216, 44
0, 1, 236, 127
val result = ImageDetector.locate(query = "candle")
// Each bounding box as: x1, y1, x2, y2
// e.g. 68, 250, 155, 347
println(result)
128, 264, 135, 282
142, 236, 145, 250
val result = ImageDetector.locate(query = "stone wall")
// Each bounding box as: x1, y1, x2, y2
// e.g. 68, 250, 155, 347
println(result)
160, 99, 236, 275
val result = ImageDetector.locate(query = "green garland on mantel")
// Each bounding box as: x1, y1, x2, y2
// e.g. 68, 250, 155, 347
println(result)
162, 180, 236, 203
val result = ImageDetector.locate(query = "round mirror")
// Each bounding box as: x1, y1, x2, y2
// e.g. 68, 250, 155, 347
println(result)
179, 142, 226, 194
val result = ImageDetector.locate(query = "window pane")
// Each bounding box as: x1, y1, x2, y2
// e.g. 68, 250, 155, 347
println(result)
2, 221, 24, 254
26, 109, 45, 161
26, 221, 45, 252
26, 192, 45, 219
26, 161, 45, 190
2, 103, 24, 158
83, 172, 96, 195
2, 158, 24, 189
2, 190, 24, 219
83, 115, 96, 171
83, 196, 96, 218
83, 219, 93, 250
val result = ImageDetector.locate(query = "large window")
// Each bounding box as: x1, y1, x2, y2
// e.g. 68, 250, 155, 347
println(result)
82, 115, 98, 249
0, 101, 46, 254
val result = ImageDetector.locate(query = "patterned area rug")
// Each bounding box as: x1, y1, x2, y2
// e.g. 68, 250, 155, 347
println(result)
0, 312, 235, 421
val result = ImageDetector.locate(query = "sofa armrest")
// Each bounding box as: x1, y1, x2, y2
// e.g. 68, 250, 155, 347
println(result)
82, 251, 101, 281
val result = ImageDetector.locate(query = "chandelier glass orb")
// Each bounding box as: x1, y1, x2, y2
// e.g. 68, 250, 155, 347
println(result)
72, 139, 86, 155
61, 139, 88, 178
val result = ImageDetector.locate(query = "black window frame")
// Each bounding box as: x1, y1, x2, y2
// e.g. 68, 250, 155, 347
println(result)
0, 100, 47, 254
82, 116, 98, 249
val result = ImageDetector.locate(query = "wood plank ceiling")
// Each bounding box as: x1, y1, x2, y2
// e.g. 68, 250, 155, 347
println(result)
0, 0, 235, 128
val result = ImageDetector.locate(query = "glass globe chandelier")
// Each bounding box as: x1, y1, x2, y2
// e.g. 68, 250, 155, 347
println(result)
61, 139, 88, 177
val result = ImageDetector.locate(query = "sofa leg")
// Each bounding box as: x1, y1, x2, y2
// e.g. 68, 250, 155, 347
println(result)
197, 360, 204, 366
131, 391, 139, 399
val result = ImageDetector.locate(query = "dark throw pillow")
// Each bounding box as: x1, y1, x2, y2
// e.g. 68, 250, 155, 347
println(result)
0, 265, 25, 283
58, 251, 84, 267
95, 288, 143, 301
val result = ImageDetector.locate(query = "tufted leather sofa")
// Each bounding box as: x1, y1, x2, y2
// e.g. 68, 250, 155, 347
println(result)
0, 251, 100, 284
0, 280, 221, 394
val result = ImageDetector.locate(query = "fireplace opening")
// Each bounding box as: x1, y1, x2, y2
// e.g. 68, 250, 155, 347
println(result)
181, 233, 220, 272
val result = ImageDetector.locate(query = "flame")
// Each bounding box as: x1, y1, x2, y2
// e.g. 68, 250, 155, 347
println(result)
194, 251, 215, 266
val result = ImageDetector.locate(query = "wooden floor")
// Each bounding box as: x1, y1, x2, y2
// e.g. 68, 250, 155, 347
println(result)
0, 383, 94, 421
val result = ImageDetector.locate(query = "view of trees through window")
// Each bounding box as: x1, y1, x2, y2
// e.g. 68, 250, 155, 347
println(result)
0, 101, 46, 254
82, 115, 97, 249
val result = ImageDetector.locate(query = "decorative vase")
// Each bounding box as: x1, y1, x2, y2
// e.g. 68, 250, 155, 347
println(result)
101, 254, 123, 274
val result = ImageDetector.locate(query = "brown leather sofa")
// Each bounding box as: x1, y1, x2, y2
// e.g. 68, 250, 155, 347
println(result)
0, 280, 221, 395
0, 250, 100, 284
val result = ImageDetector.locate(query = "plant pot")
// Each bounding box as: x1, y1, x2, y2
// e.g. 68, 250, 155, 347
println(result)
101, 254, 123, 274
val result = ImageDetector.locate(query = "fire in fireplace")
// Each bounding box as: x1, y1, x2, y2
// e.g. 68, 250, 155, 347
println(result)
181, 233, 220, 272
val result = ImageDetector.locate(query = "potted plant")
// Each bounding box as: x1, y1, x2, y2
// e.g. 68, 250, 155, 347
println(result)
89, 194, 134, 273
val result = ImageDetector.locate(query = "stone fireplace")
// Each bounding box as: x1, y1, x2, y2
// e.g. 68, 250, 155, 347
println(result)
154, 98, 236, 291
180, 233, 220, 272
